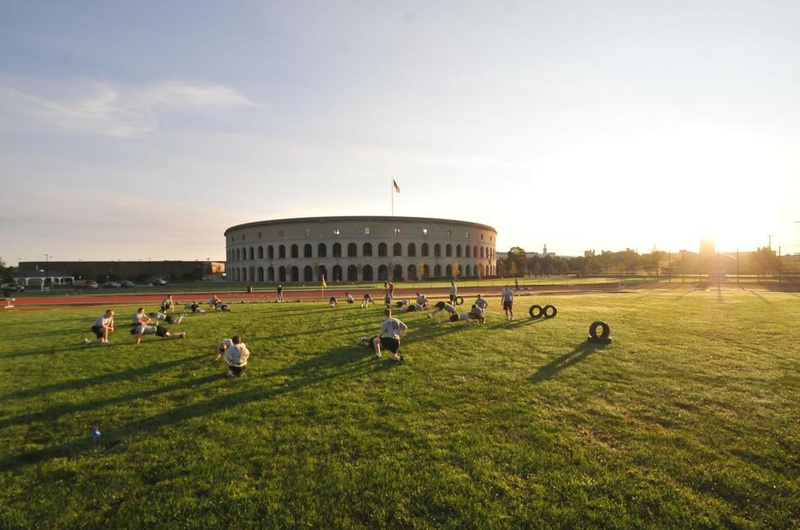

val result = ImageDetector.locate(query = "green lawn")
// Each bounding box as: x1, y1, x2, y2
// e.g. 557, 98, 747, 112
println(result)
1, 287, 798, 529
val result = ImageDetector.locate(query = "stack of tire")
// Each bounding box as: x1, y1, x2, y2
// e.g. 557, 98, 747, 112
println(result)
528, 304, 557, 319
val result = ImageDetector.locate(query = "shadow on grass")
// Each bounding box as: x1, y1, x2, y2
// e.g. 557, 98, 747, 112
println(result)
488, 316, 544, 330
0, 372, 222, 431
406, 319, 469, 343
0, 355, 209, 401
267, 319, 373, 342
0, 346, 382, 472
2, 329, 83, 340
9, 315, 89, 325
0, 345, 78, 359
528, 340, 609, 383
744, 289, 772, 303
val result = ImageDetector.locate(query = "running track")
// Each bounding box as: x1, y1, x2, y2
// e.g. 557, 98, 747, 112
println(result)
2, 286, 507, 309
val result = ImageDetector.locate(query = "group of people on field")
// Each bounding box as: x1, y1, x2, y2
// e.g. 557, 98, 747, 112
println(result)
86, 282, 517, 376
358, 283, 517, 363
85, 293, 248, 377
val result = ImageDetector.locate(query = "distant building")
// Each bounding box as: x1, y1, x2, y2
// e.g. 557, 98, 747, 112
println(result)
224, 216, 497, 283
15, 260, 224, 287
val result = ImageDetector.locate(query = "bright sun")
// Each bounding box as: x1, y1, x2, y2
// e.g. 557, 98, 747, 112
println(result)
545, 124, 797, 253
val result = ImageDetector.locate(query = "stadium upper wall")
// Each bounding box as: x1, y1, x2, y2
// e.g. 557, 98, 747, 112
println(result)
224, 216, 497, 283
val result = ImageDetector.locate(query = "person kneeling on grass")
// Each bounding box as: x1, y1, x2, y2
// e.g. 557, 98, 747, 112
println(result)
215, 338, 235, 361
161, 295, 175, 313
372, 308, 407, 363
221, 335, 250, 377
132, 324, 186, 345
415, 292, 429, 308
85, 309, 115, 345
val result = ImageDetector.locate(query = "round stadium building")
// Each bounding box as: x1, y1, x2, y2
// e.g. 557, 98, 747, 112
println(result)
224, 216, 497, 283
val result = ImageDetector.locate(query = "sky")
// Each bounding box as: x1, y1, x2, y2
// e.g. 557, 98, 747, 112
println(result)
1, 0, 799, 266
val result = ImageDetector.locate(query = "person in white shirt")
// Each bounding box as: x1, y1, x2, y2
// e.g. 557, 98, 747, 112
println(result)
372, 309, 408, 363
222, 335, 250, 377
474, 294, 488, 312
448, 281, 458, 305
500, 285, 514, 321
133, 324, 186, 345
90, 309, 115, 344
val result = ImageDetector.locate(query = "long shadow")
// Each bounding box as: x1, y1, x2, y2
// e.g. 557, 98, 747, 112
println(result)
0, 345, 381, 471
528, 341, 608, 383
2, 329, 81, 340
485, 316, 543, 331
264, 320, 372, 340
0, 355, 208, 401
0, 344, 86, 359
0, 373, 221, 430
406, 319, 470, 343
744, 289, 771, 303
3, 315, 89, 325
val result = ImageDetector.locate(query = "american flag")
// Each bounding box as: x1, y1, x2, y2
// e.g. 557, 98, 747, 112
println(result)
393, 179, 400, 193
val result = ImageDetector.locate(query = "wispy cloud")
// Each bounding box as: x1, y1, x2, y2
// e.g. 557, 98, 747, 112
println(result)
0, 78, 254, 138
140, 81, 255, 109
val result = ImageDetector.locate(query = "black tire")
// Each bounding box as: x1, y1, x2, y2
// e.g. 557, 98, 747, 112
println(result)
543, 305, 558, 319
455, 296, 464, 306
589, 321, 610, 340
529, 305, 544, 319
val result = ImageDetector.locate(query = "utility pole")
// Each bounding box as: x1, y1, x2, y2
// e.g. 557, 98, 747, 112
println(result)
44, 253, 50, 291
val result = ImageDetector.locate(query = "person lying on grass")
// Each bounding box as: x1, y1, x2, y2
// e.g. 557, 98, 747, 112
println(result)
132, 324, 186, 345
427, 300, 456, 319
149, 311, 185, 325
438, 304, 485, 324
184, 302, 206, 313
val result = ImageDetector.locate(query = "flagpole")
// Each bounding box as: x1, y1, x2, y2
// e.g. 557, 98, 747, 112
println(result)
391, 175, 394, 216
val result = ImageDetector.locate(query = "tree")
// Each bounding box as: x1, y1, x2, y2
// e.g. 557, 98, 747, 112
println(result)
0, 257, 10, 282
641, 251, 666, 274
753, 247, 780, 277
527, 254, 541, 276
507, 247, 527, 277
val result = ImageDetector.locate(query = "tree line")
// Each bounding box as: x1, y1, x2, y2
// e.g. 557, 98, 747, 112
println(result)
496, 247, 789, 278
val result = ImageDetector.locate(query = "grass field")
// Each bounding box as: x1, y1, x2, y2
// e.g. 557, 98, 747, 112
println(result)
1, 286, 798, 529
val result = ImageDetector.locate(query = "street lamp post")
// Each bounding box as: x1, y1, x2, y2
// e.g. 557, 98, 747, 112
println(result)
44, 254, 51, 291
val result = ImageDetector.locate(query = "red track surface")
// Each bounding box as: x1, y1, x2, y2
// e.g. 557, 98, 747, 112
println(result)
3, 287, 499, 309
4, 282, 654, 310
